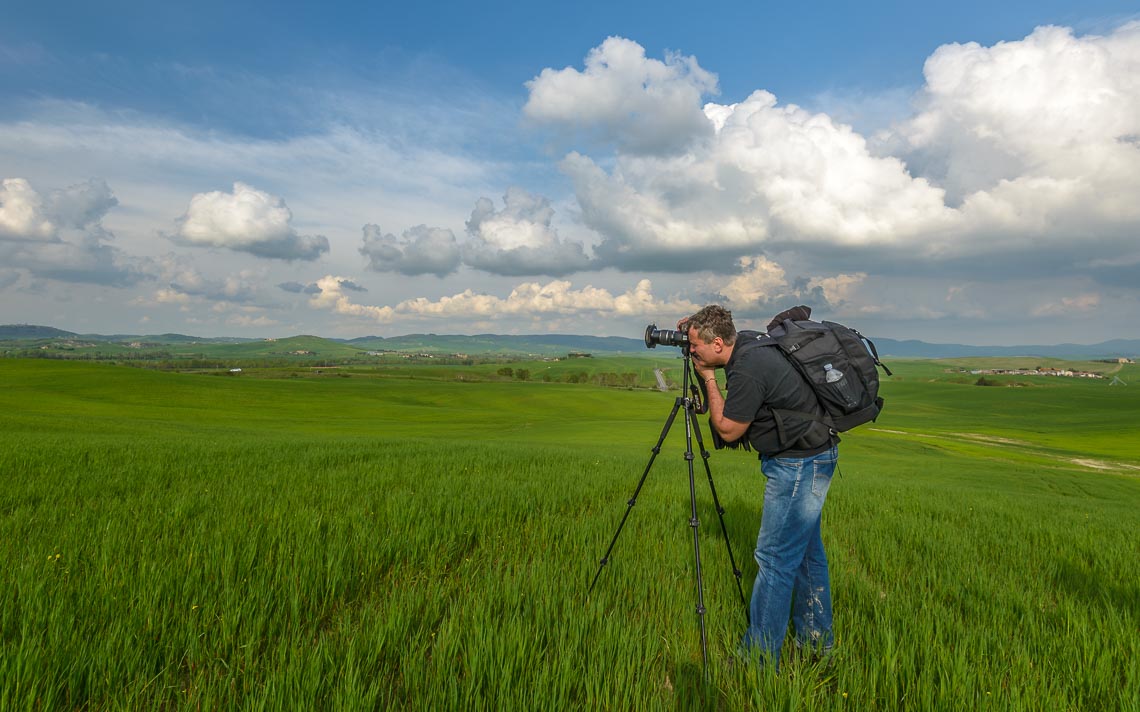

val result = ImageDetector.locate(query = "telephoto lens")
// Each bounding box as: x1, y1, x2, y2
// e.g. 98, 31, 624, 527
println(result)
644, 324, 689, 349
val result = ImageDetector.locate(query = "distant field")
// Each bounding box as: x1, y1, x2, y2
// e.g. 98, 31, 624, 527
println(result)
1, 358, 1136, 710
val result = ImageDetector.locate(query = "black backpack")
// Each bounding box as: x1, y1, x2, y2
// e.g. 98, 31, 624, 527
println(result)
759, 306, 892, 438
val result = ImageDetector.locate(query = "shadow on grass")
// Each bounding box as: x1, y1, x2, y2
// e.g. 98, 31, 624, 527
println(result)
667, 659, 726, 710
1053, 558, 1140, 612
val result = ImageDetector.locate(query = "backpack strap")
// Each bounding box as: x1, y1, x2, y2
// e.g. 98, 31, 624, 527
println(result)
768, 408, 837, 456
848, 327, 894, 377
770, 408, 836, 440
753, 329, 839, 451
771, 406, 835, 427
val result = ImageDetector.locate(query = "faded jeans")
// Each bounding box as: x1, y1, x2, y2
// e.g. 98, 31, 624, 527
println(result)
741, 446, 836, 666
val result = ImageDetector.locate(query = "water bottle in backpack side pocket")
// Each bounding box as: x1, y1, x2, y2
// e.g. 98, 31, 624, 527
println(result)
824, 363, 858, 409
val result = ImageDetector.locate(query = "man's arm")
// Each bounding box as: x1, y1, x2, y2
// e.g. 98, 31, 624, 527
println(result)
700, 374, 750, 442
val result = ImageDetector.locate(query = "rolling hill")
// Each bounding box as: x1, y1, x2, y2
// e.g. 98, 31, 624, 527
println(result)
2, 324, 1139, 359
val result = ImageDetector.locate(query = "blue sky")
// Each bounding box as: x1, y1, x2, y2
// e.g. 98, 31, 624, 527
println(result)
2, 1, 1138, 344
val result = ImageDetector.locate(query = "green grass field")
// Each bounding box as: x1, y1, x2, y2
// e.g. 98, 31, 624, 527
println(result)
1, 358, 1137, 710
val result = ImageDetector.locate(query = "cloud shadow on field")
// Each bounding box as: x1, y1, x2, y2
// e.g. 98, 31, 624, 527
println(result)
1051, 557, 1139, 614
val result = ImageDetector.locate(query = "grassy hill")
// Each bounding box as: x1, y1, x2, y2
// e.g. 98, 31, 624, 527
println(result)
0, 324, 77, 339
194, 335, 366, 359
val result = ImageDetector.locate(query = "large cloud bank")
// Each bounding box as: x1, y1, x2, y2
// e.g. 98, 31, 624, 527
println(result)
521, 25, 1140, 292
894, 23, 1140, 249
288, 23, 1140, 329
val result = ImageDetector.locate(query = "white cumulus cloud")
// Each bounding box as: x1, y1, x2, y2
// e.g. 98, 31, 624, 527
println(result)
702, 255, 867, 316
716, 255, 789, 307
524, 36, 719, 155
0, 178, 56, 242
462, 188, 592, 276
360, 223, 461, 277
808, 272, 867, 306
307, 275, 395, 322
0, 177, 117, 242
561, 87, 953, 272
0, 177, 141, 286
307, 275, 699, 325
131, 255, 268, 308
889, 22, 1140, 250
169, 182, 329, 261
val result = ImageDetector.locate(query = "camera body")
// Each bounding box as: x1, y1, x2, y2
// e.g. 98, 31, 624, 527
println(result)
644, 323, 689, 349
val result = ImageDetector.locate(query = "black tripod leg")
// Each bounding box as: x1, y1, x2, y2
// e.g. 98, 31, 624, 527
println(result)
687, 406, 750, 625
681, 399, 711, 680
588, 398, 684, 595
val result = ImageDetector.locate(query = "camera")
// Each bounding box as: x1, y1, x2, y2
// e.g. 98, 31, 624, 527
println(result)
644, 323, 689, 349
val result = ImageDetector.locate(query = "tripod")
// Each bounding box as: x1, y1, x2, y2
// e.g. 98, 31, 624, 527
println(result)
588, 347, 750, 678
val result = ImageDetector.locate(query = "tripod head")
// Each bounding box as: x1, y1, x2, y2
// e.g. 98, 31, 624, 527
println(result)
682, 345, 710, 415
645, 321, 709, 414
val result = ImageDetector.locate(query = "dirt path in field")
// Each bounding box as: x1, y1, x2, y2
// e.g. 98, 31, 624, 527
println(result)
868, 428, 1140, 476
1068, 458, 1140, 472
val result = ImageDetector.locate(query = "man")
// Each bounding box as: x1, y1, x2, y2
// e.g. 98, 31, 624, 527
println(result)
683, 304, 837, 668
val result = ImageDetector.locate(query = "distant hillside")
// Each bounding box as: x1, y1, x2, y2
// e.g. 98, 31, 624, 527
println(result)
0, 325, 260, 344
215, 335, 366, 359
4, 324, 1139, 359
102, 333, 254, 344
0, 324, 78, 339
78, 333, 260, 345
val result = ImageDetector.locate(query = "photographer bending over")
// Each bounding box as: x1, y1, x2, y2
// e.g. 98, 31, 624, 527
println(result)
683, 304, 838, 669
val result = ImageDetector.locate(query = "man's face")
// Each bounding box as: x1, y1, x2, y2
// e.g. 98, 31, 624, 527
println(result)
687, 327, 725, 368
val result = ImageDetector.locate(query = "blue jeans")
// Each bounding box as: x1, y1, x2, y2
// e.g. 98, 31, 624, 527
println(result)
742, 446, 836, 666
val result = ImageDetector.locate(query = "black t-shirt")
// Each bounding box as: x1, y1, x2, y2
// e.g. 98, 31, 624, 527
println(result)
723, 330, 835, 457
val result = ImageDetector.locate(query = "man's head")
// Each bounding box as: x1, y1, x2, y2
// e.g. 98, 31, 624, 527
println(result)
684, 304, 736, 368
